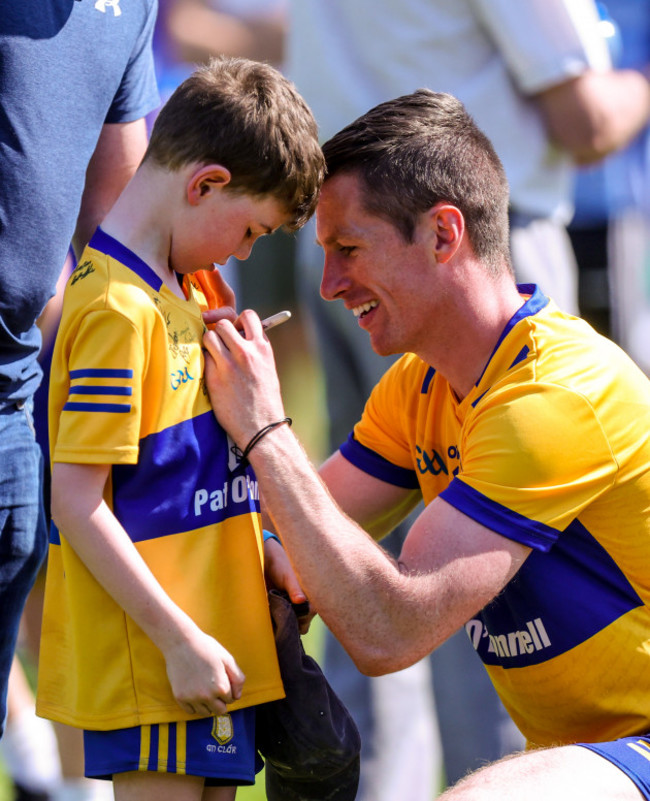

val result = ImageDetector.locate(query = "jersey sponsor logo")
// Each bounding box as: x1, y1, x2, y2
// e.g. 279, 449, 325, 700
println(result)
212, 714, 234, 745
194, 474, 259, 516
466, 617, 551, 660
94, 0, 121, 16
415, 444, 460, 477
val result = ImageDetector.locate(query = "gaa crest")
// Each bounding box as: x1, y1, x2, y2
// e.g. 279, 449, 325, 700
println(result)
212, 714, 234, 745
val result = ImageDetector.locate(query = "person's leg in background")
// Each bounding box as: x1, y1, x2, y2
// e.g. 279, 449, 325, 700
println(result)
0, 399, 49, 741
363, 645, 439, 799
4, 252, 115, 801
608, 209, 650, 374
429, 631, 525, 786
320, 524, 441, 801
509, 214, 581, 316
0, 654, 62, 801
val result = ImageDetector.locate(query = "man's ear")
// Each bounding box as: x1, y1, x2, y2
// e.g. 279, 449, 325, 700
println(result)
186, 164, 232, 206
429, 203, 464, 264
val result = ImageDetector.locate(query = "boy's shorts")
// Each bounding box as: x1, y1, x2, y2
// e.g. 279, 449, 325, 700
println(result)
84, 708, 263, 786
579, 735, 650, 799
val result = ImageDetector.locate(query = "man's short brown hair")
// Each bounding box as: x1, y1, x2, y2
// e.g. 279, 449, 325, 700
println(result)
145, 56, 324, 230
322, 89, 512, 274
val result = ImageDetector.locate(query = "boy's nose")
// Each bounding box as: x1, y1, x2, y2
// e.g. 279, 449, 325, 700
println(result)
232, 240, 254, 261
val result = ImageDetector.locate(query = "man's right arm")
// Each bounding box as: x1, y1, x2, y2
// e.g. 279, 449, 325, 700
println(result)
202, 314, 532, 675
252, 425, 531, 675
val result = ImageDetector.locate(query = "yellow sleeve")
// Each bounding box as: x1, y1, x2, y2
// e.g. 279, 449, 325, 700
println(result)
353, 354, 426, 471
53, 309, 145, 465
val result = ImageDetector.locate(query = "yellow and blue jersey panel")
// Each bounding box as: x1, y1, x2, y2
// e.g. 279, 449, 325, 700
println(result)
342, 285, 650, 747
37, 229, 284, 730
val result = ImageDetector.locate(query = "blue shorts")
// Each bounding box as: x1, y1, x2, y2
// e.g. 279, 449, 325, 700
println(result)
579, 736, 650, 799
84, 709, 262, 786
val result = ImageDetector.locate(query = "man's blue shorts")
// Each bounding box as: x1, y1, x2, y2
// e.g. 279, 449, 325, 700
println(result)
579, 736, 650, 799
84, 709, 262, 786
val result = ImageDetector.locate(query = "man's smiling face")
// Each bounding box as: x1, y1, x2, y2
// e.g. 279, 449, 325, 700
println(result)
316, 171, 441, 357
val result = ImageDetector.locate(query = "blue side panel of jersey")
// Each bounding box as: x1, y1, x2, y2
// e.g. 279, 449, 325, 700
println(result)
339, 433, 420, 489
469, 519, 643, 667
112, 410, 259, 543
441, 477, 559, 550
50, 522, 61, 546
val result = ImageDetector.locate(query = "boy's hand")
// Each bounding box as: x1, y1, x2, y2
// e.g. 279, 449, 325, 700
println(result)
264, 536, 314, 634
200, 267, 237, 329
211, 267, 236, 310
164, 628, 245, 717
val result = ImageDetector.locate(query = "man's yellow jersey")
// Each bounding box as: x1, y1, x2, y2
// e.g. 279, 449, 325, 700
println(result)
343, 285, 650, 747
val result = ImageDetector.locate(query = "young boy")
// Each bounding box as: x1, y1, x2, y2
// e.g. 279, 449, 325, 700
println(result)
36, 56, 324, 800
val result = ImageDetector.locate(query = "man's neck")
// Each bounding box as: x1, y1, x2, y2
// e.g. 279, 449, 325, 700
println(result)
420, 276, 525, 401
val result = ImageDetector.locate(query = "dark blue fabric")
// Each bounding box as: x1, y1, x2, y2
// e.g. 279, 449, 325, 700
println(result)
90, 227, 164, 292
467, 519, 643, 668
0, 0, 159, 737
340, 433, 421, 490
0, 401, 48, 734
579, 736, 650, 799
84, 709, 259, 784
112, 411, 260, 543
0, 0, 159, 404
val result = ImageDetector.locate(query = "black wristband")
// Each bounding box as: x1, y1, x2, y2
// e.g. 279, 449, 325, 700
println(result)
231, 417, 292, 467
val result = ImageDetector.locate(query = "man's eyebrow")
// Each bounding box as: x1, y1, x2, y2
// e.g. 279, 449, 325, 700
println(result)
315, 233, 341, 248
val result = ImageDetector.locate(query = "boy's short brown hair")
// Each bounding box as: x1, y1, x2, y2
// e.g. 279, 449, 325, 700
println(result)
145, 56, 324, 230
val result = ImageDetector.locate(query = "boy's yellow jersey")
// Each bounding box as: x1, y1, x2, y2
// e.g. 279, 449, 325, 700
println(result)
37, 229, 284, 730
343, 286, 650, 748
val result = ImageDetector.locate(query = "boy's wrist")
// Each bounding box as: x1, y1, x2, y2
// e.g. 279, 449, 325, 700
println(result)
263, 530, 282, 546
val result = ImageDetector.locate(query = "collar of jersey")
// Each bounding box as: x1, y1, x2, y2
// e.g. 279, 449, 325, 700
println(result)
90, 227, 175, 293
469, 284, 549, 402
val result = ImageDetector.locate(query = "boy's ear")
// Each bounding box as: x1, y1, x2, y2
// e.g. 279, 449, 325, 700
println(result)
187, 164, 232, 205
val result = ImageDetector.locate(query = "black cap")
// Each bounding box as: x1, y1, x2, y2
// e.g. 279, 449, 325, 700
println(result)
256, 589, 361, 800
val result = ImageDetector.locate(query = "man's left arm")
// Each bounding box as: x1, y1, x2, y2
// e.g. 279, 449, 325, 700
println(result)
72, 119, 149, 258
